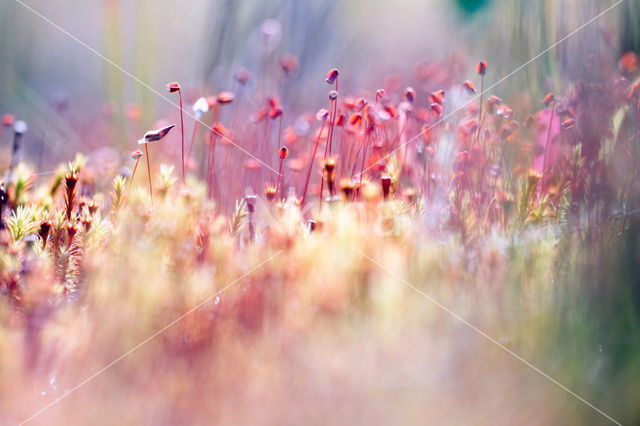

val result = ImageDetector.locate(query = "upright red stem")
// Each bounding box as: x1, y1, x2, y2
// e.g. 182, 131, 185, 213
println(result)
399, 113, 410, 168
476, 74, 486, 195
205, 107, 220, 198
359, 133, 371, 183
144, 144, 153, 203
433, 104, 445, 189
327, 98, 337, 156
350, 135, 365, 177
477, 75, 485, 143
275, 114, 285, 198
277, 114, 284, 151
319, 165, 326, 211
540, 100, 556, 196
301, 120, 326, 205
207, 134, 218, 200
186, 119, 199, 161
276, 158, 284, 198
178, 90, 185, 183
319, 100, 337, 207
121, 158, 140, 207
131, 158, 140, 185
490, 135, 507, 200
355, 133, 371, 201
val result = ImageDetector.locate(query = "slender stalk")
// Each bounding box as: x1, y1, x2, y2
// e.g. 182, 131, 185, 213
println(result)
7, 131, 24, 182
354, 133, 372, 201
433, 104, 445, 194
207, 134, 217, 200
327, 97, 337, 156
277, 114, 284, 153
399, 112, 410, 168
319, 102, 337, 206
120, 157, 140, 208
339, 121, 347, 174
490, 135, 507, 199
477, 74, 485, 144
205, 107, 220, 199
131, 157, 140, 186
359, 133, 371, 183
275, 115, 285, 198
301, 120, 326, 205
476, 74, 486, 195
276, 157, 285, 198
186, 119, 199, 161
178, 90, 185, 183
319, 165, 326, 211
540, 100, 556, 196
144, 144, 153, 203
350, 135, 366, 177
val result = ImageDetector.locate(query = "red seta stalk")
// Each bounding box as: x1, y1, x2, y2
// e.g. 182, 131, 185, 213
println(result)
476, 73, 486, 197
131, 157, 140, 185
207, 133, 217, 200
320, 91, 338, 205
144, 143, 153, 203
276, 146, 288, 199
120, 154, 141, 208
301, 120, 327, 205
540, 99, 556, 196
178, 90, 185, 183
187, 119, 199, 161
206, 107, 220, 200
167, 82, 185, 183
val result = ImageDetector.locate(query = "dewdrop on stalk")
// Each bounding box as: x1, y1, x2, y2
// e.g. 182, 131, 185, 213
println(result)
13, 120, 28, 135
192, 97, 209, 120
7, 120, 28, 181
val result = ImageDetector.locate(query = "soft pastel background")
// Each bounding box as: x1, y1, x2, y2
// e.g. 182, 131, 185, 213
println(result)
0, 0, 633, 160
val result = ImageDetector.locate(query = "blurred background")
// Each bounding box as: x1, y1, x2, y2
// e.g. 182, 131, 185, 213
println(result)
0, 0, 635, 166
1, 2, 640, 425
